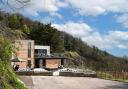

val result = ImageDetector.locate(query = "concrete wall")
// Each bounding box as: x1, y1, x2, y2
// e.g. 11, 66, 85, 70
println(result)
35, 45, 50, 55
59, 72, 97, 77
16, 71, 53, 76
14, 40, 35, 68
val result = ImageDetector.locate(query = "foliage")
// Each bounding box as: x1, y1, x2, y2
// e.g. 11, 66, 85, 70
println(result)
8, 14, 20, 29
64, 51, 80, 58
62, 32, 128, 71
22, 24, 30, 34
0, 34, 12, 61
0, 34, 27, 89
0, 15, 3, 21
30, 24, 64, 52
0, 62, 27, 89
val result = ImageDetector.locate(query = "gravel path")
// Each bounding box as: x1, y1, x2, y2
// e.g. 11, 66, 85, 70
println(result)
20, 76, 128, 89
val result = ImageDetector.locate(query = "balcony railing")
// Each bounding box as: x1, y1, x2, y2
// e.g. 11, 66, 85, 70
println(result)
34, 53, 50, 58
34, 53, 65, 59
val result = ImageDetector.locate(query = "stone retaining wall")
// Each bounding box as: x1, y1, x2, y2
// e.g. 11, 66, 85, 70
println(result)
16, 71, 53, 76
16, 71, 96, 77
59, 72, 97, 77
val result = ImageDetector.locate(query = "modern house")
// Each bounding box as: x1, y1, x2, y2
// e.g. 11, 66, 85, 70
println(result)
12, 40, 65, 69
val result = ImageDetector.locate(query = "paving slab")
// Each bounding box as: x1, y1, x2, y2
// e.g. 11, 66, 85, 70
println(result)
19, 76, 34, 89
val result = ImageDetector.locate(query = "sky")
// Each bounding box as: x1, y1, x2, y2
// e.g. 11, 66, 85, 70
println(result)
0, 0, 128, 57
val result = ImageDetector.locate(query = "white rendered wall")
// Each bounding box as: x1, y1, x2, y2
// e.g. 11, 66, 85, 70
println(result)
35, 45, 50, 55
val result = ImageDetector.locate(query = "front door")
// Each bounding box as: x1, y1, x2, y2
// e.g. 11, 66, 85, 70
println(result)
35, 59, 40, 68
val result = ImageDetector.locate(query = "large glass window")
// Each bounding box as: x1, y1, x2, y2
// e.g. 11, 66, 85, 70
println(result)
42, 49, 47, 55
35, 49, 47, 58
38, 49, 47, 56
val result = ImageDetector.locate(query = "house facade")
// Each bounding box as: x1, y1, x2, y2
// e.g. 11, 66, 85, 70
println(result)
13, 40, 35, 68
34, 45, 50, 68
12, 40, 64, 69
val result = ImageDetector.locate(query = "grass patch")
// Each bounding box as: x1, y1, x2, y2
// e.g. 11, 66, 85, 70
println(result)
64, 51, 80, 58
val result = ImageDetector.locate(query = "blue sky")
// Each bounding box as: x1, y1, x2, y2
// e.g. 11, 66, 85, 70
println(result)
1, 0, 128, 57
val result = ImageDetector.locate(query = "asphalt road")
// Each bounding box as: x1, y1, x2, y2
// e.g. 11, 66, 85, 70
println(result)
19, 76, 128, 89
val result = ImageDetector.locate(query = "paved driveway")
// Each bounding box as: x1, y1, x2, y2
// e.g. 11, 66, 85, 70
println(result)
20, 76, 128, 89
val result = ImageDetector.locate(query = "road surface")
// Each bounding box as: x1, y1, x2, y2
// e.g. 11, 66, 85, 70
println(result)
19, 76, 128, 89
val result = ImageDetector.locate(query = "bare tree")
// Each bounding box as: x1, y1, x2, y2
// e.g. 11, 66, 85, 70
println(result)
0, 0, 31, 30
0, 0, 31, 11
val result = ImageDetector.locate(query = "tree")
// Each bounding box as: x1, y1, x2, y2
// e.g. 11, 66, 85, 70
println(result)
22, 24, 30, 34
8, 14, 20, 29
30, 24, 64, 52
0, 13, 3, 21
123, 55, 128, 60
0, 34, 13, 61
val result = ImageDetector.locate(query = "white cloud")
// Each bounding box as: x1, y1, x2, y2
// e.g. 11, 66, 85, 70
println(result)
65, 0, 106, 16
53, 22, 128, 50
20, 0, 128, 27
2, 0, 68, 17
84, 31, 128, 49
52, 21, 92, 38
64, 0, 128, 28
96, 31, 128, 49
116, 14, 128, 28
20, 0, 59, 16
3, 0, 128, 27
65, 0, 128, 16
50, 12, 63, 19
3, 0, 128, 17
5, 0, 128, 16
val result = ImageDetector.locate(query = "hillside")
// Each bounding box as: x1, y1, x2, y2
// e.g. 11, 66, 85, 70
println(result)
0, 12, 28, 88
0, 12, 128, 71
0, 34, 27, 89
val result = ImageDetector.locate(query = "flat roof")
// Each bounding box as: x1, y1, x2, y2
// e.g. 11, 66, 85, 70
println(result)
35, 45, 50, 49
36, 57, 65, 60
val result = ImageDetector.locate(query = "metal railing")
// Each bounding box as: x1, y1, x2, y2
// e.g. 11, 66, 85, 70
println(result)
34, 54, 50, 58
34, 53, 64, 58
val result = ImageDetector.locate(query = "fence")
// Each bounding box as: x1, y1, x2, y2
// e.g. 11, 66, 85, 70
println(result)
97, 71, 128, 82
